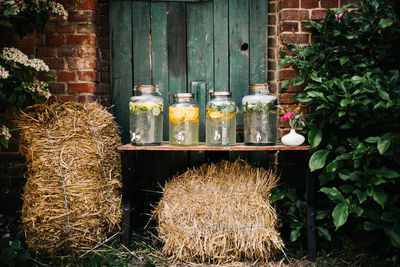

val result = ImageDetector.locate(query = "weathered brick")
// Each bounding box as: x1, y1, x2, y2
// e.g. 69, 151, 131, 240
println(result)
268, 37, 277, 47
78, 71, 96, 81
49, 83, 66, 93
280, 83, 306, 93
68, 82, 97, 93
66, 34, 96, 45
301, 0, 319, 8
44, 58, 65, 69
57, 0, 75, 11
76, 0, 96, 10
281, 33, 309, 44
58, 46, 77, 57
46, 35, 65, 46
78, 94, 98, 103
279, 69, 298, 80
37, 47, 57, 57
279, 93, 298, 104
57, 71, 76, 81
99, 38, 109, 49
321, 0, 339, 8
77, 23, 96, 33
78, 46, 97, 57
341, 0, 360, 4
68, 58, 96, 69
21, 35, 44, 45
311, 9, 329, 20
58, 95, 78, 103
43, 23, 56, 34
96, 84, 110, 94
280, 0, 299, 9
68, 11, 95, 22
280, 10, 309, 21
268, 2, 276, 13
281, 22, 299, 32
56, 23, 75, 33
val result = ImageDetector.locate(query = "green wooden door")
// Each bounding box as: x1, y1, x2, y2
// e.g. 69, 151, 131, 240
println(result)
110, 0, 268, 143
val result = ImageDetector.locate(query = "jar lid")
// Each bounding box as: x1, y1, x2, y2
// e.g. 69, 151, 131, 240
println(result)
249, 83, 269, 89
173, 93, 193, 98
210, 91, 232, 97
135, 85, 157, 90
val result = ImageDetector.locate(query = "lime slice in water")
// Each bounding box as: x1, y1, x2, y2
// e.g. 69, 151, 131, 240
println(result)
152, 106, 161, 116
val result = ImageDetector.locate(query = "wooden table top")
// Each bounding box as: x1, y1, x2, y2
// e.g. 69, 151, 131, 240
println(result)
118, 142, 311, 151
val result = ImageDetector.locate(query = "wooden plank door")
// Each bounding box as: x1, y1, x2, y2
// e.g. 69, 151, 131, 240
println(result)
111, 0, 269, 168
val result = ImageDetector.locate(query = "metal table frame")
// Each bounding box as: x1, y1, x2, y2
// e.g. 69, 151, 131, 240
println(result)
118, 142, 316, 259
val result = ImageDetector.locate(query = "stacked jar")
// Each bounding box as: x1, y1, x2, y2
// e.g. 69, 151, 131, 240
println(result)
242, 84, 277, 145
169, 93, 199, 146
206, 91, 237, 146
129, 85, 163, 145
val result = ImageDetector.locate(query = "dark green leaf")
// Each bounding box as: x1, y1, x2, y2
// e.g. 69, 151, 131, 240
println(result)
315, 226, 331, 241
0, 136, 8, 148
332, 201, 349, 230
384, 228, 400, 248
364, 136, 379, 143
309, 149, 330, 172
281, 80, 290, 89
338, 170, 359, 181
372, 167, 400, 179
363, 221, 378, 231
310, 72, 322, 83
377, 137, 390, 154
315, 210, 330, 220
290, 228, 301, 242
378, 18, 393, 28
270, 189, 285, 204
339, 56, 349, 65
372, 187, 387, 208
355, 189, 367, 204
4, 6, 18, 16
0, 19, 12, 28
308, 128, 322, 148
320, 187, 344, 203
326, 160, 338, 173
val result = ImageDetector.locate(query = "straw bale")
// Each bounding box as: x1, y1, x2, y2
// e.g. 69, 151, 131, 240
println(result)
17, 102, 122, 255
153, 160, 284, 264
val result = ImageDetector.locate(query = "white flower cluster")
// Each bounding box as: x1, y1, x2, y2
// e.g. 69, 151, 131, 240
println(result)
47, 1, 68, 20
0, 65, 9, 79
1, 47, 49, 72
1, 0, 67, 20
0, 125, 11, 141
25, 80, 51, 99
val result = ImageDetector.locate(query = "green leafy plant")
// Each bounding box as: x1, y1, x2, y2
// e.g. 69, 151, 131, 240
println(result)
0, 240, 30, 267
278, 0, 400, 248
0, 1, 67, 147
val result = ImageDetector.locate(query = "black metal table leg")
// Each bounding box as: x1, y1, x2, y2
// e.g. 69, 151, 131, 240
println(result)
121, 150, 135, 246
306, 150, 317, 259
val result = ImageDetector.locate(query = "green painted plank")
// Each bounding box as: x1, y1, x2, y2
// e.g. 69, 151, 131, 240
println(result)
167, 2, 187, 94
110, 0, 132, 144
167, 2, 189, 169
250, 0, 268, 84
213, 0, 229, 91
187, 1, 213, 141
191, 81, 207, 141
229, 0, 249, 161
249, 0, 269, 165
133, 1, 151, 84
151, 2, 169, 141
229, 0, 249, 123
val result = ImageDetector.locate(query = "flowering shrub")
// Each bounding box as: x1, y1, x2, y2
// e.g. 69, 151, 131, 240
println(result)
0, 0, 67, 147
277, 0, 400, 250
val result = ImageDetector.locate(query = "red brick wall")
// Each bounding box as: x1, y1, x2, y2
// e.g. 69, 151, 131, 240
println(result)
2, 0, 111, 105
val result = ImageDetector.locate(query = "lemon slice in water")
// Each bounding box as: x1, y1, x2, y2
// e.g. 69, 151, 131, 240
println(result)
152, 106, 161, 116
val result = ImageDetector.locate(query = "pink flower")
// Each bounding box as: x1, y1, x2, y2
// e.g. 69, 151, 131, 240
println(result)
335, 12, 345, 20
282, 112, 294, 121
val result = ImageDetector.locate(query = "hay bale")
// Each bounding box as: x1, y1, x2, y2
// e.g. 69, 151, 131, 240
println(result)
153, 160, 284, 264
17, 102, 122, 255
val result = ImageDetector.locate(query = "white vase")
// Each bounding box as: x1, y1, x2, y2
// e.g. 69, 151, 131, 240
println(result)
281, 129, 305, 146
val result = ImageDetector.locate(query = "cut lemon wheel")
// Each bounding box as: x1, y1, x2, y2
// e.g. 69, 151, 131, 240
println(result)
152, 106, 161, 116
207, 110, 224, 119
169, 107, 199, 123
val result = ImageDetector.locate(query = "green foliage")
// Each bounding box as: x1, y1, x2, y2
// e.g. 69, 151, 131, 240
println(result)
278, 0, 400, 248
0, 240, 30, 267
